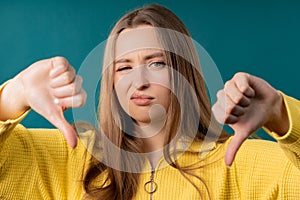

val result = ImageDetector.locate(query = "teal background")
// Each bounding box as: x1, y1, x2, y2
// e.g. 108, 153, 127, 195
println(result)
0, 0, 299, 139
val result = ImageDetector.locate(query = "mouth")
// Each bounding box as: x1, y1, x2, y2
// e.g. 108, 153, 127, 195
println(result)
130, 94, 154, 106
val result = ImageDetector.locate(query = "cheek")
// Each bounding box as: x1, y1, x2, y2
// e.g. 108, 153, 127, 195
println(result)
151, 69, 171, 104
147, 68, 170, 88
114, 75, 131, 112
159, 88, 171, 109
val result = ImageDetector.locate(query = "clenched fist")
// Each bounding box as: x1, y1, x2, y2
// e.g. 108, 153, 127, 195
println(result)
212, 72, 289, 167
0, 57, 86, 148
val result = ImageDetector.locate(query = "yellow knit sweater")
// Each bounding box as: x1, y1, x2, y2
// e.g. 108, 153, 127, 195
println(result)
0, 89, 300, 199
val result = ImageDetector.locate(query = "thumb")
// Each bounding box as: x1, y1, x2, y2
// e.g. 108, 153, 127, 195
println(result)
47, 108, 78, 148
225, 132, 247, 167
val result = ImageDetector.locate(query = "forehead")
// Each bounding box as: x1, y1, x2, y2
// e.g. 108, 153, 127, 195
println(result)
115, 26, 164, 59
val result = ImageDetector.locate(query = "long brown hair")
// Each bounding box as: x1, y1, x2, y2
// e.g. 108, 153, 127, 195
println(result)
83, 4, 229, 200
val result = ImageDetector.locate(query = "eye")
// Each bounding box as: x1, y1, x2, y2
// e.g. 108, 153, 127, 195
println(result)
148, 61, 166, 69
116, 66, 132, 72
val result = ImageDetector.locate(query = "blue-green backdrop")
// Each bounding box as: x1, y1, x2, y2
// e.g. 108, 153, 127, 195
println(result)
1, 0, 299, 139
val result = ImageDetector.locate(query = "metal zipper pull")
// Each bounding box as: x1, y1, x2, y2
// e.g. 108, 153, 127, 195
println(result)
144, 169, 158, 200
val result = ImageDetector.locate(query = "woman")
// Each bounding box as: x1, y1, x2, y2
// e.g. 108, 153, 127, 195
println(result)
0, 4, 299, 200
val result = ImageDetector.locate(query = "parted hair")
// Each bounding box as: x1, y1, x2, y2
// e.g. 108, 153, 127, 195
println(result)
83, 4, 229, 200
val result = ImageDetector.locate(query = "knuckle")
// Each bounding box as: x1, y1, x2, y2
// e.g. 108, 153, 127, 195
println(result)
216, 90, 223, 98
239, 84, 249, 94
228, 92, 244, 106
211, 104, 218, 115
214, 113, 224, 124
75, 75, 83, 87
53, 56, 68, 65
224, 81, 231, 90
215, 117, 224, 124
236, 77, 250, 93
74, 79, 83, 94
77, 75, 83, 84
53, 56, 69, 71
75, 83, 82, 94
82, 90, 87, 103
76, 97, 84, 107
224, 116, 234, 124
234, 72, 248, 79
69, 83, 76, 95
232, 93, 243, 104
69, 66, 76, 75
82, 91, 87, 105
63, 72, 73, 83
212, 106, 226, 124
221, 115, 228, 124
225, 104, 234, 114
224, 81, 234, 94
74, 91, 87, 107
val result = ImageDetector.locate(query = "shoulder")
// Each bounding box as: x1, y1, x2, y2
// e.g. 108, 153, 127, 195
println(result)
229, 137, 300, 196
231, 138, 300, 181
238, 138, 284, 156
1, 124, 69, 162
1, 123, 92, 176
2, 124, 90, 162
6, 124, 69, 152
234, 138, 287, 167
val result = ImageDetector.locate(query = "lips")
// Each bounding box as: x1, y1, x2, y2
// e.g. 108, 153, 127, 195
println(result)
130, 93, 154, 106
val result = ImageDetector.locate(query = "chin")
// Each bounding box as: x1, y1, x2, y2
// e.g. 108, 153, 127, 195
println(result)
133, 118, 151, 126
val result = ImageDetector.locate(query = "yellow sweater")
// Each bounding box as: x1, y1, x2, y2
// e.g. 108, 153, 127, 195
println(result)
0, 92, 300, 199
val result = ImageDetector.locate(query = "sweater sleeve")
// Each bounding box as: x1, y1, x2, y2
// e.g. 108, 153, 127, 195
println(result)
263, 92, 300, 170
0, 81, 91, 199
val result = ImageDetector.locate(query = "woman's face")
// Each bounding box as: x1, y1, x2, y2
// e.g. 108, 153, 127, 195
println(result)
113, 26, 171, 127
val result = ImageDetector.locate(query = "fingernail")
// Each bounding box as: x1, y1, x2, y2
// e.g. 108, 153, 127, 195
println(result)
226, 165, 232, 169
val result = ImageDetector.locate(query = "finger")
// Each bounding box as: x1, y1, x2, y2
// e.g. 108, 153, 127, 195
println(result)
56, 89, 87, 109
212, 101, 239, 124
52, 76, 83, 98
49, 57, 70, 78
212, 90, 226, 122
224, 113, 239, 124
233, 72, 255, 98
43, 101, 77, 148
224, 94, 245, 117
224, 80, 251, 107
225, 132, 247, 167
50, 111, 78, 148
50, 69, 76, 88
212, 102, 225, 124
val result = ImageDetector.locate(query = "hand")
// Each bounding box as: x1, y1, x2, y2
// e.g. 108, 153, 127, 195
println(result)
212, 72, 289, 167
12, 57, 86, 148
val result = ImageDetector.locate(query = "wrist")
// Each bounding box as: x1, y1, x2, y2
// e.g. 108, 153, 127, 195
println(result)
0, 77, 30, 120
13, 75, 30, 110
264, 91, 289, 136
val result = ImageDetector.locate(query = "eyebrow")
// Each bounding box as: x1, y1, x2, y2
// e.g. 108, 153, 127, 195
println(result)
145, 52, 164, 60
115, 52, 165, 64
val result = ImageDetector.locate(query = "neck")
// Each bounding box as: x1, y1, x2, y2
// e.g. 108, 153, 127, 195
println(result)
142, 133, 165, 168
141, 131, 165, 152
134, 124, 166, 168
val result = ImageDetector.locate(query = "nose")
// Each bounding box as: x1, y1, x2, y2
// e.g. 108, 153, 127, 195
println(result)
132, 65, 150, 90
